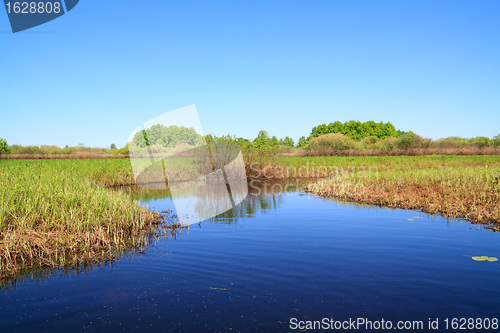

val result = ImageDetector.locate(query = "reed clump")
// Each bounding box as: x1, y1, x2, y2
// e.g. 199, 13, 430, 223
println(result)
0, 160, 180, 280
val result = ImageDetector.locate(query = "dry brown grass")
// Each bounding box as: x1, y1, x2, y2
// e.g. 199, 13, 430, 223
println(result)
293, 146, 500, 157
306, 166, 500, 227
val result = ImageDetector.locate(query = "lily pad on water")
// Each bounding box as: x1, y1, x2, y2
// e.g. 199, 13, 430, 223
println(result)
472, 256, 498, 262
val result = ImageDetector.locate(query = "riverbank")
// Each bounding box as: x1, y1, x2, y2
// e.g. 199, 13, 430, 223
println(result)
0, 160, 182, 280
302, 159, 500, 227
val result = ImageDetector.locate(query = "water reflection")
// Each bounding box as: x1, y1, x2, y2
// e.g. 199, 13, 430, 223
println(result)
124, 179, 311, 225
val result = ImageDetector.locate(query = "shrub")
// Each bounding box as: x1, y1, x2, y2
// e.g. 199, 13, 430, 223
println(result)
278, 145, 294, 154
309, 120, 400, 141
279, 136, 295, 148
469, 136, 493, 148
39, 145, 62, 155
0, 138, 11, 154
118, 145, 130, 155
360, 136, 379, 149
396, 132, 430, 149
372, 136, 398, 150
432, 137, 470, 148
306, 133, 358, 154
296, 136, 307, 148
493, 134, 500, 147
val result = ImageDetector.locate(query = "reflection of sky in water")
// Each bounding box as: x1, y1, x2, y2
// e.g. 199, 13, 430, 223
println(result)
2, 187, 500, 332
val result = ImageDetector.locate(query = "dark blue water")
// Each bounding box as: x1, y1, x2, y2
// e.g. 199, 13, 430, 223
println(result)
1, 185, 499, 332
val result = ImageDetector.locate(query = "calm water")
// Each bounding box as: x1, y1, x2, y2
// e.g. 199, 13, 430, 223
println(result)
1, 182, 499, 332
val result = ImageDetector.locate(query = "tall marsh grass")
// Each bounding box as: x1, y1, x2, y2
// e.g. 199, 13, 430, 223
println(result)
0, 159, 178, 279
305, 156, 500, 226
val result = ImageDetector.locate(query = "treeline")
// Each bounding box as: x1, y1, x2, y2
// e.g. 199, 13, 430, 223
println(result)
304, 132, 500, 156
1, 119, 500, 158
0, 140, 129, 157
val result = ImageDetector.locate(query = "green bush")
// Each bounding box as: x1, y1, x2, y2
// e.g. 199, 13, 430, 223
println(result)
306, 133, 358, 153
279, 136, 295, 148
432, 137, 470, 148
469, 136, 493, 148
360, 136, 379, 149
0, 138, 11, 154
396, 132, 430, 149
116, 145, 129, 155
296, 136, 307, 148
373, 136, 398, 150
309, 120, 400, 141
10, 145, 41, 155
493, 134, 500, 147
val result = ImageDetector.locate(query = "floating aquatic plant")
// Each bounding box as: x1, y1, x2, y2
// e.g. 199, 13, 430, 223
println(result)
472, 256, 498, 262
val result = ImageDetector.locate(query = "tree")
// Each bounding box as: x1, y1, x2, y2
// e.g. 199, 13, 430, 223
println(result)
308, 120, 401, 141
470, 136, 492, 148
253, 130, 270, 148
296, 136, 307, 148
0, 138, 10, 154
131, 124, 205, 148
256, 130, 269, 140
110, 143, 117, 149
492, 134, 500, 147
279, 136, 295, 147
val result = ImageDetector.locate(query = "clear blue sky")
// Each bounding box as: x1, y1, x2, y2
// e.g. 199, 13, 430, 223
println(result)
1, 1, 499, 148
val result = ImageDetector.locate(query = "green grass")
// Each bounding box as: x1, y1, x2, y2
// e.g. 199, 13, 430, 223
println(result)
295, 155, 500, 225
0, 159, 177, 280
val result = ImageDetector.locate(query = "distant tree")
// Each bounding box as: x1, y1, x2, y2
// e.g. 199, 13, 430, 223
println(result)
253, 130, 270, 148
110, 143, 117, 149
0, 138, 10, 154
132, 124, 204, 148
309, 120, 400, 141
469, 136, 492, 148
257, 130, 269, 140
279, 136, 295, 147
296, 136, 307, 148
492, 134, 500, 147
204, 134, 215, 144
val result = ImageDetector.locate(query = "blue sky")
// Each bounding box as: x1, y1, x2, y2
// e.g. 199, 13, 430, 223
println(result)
1, 1, 499, 148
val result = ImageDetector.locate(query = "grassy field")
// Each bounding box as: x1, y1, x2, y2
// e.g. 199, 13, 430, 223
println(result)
289, 155, 500, 226
1, 155, 499, 279
0, 159, 181, 280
